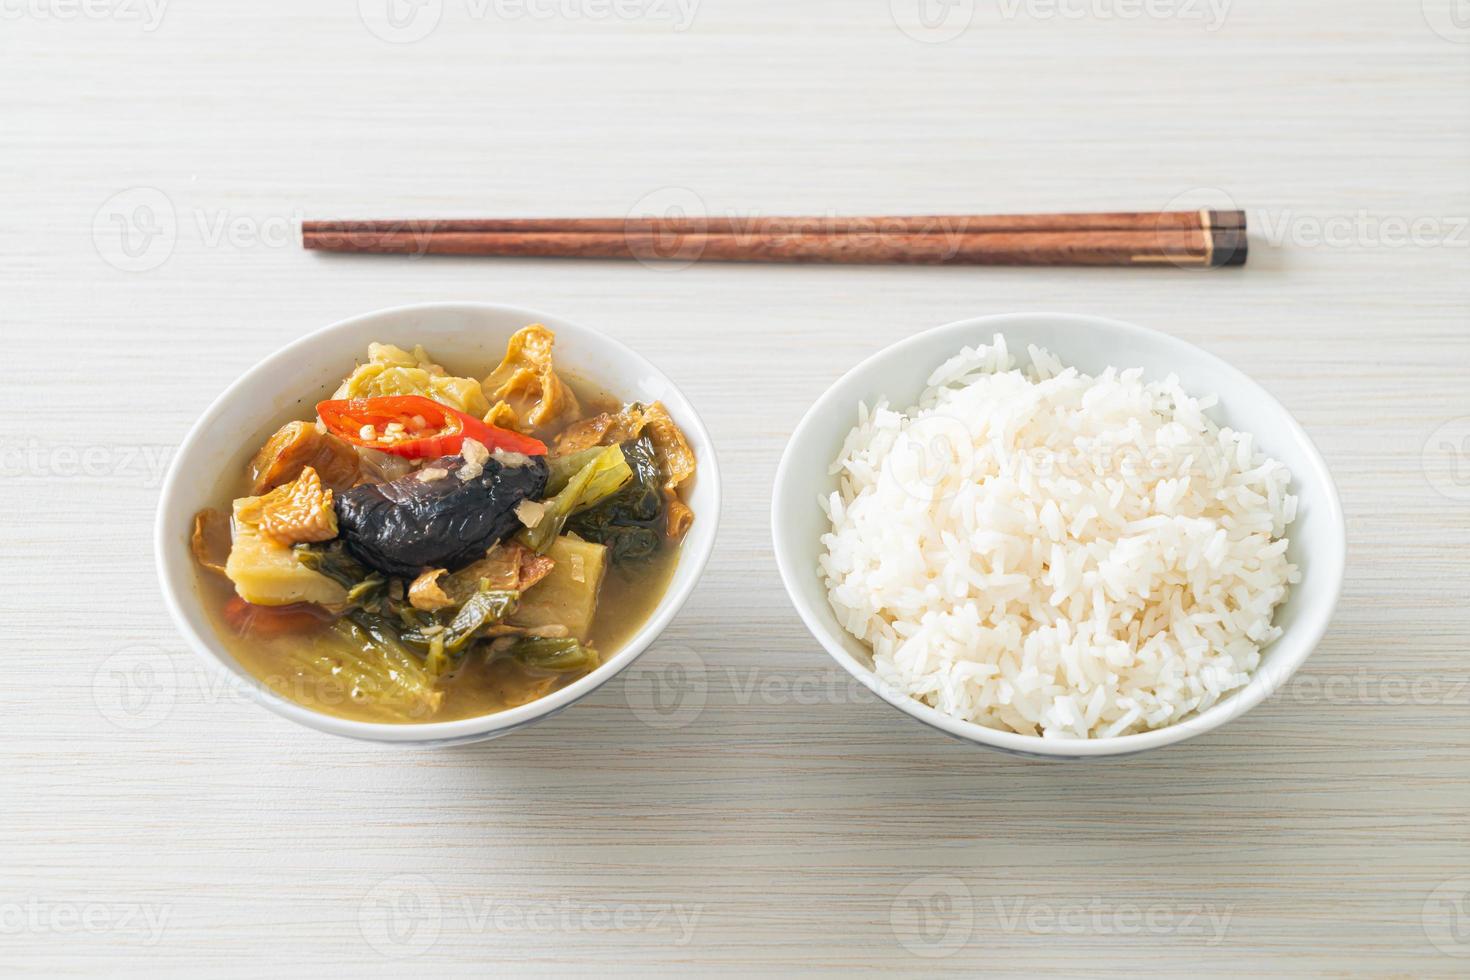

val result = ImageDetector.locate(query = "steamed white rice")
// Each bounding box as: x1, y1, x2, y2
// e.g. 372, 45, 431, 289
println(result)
819, 335, 1299, 739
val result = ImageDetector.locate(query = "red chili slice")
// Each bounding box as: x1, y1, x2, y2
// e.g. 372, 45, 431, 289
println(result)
316, 394, 547, 459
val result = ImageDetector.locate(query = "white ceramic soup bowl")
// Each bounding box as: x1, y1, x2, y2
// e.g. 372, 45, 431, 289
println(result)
156, 302, 720, 745
772, 312, 1345, 759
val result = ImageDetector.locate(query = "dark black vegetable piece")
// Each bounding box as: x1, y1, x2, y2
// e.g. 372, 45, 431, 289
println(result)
335, 453, 549, 577
565, 436, 666, 564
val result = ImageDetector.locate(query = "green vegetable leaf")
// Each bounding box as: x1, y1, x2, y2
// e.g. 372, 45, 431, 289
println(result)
442, 589, 520, 652
397, 587, 522, 676
545, 446, 606, 495
278, 617, 443, 721
519, 443, 632, 554
506, 636, 599, 673
295, 541, 388, 613
565, 435, 666, 564
293, 540, 367, 586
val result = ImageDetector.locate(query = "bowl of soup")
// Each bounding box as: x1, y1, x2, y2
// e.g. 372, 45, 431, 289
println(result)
156, 302, 720, 745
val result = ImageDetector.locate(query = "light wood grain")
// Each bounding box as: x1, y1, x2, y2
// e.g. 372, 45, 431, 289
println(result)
2, 0, 1468, 975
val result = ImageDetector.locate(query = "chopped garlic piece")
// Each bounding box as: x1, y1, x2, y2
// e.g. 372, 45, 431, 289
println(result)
493, 450, 531, 468
515, 499, 546, 528
458, 438, 490, 481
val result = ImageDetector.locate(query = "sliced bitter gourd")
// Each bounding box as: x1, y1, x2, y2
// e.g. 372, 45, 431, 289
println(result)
225, 495, 348, 607
509, 536, 607, 641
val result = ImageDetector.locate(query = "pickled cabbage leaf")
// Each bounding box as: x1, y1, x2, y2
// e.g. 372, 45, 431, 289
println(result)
333, 343, 490, 417
550, 401, 695, 539
518, 444, 631, 554
294, 541, 388, 614
506, 636, 599, 673
399, 589, 519, 656
565, 436, 666, 564
279, 618, 442, 721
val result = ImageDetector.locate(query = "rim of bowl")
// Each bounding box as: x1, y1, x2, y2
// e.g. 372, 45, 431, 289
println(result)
155, 301, 722, 744
772, 312, 1346, 758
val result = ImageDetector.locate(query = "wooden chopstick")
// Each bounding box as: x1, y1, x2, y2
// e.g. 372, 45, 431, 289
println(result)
304, 211, 1244, 235
302, 210, 1248, 268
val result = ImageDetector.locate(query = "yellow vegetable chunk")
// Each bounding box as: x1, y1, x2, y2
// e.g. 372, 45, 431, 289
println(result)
225, 496, 348, 607
510, 536, 607, 641
241, 466, 338, 545
333, 345, 490, 418
483, 324, 580, 431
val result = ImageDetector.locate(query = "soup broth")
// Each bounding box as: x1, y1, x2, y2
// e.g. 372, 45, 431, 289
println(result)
202, 541, 679, 724
189, 327, 696, 725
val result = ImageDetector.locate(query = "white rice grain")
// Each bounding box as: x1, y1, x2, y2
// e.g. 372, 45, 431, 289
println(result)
818, 335, 1300, 739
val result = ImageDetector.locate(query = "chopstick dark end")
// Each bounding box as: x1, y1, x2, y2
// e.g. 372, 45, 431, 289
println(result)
1208, 209, 1248, 231
1208, 210, 1249, 267
1211, 224, 1246, 264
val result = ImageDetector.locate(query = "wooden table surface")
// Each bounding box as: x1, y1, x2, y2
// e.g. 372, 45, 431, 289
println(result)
3, 1, 1467, 975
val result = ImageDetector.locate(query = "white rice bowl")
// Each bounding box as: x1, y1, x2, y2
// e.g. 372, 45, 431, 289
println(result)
818, 335, 1300, 739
